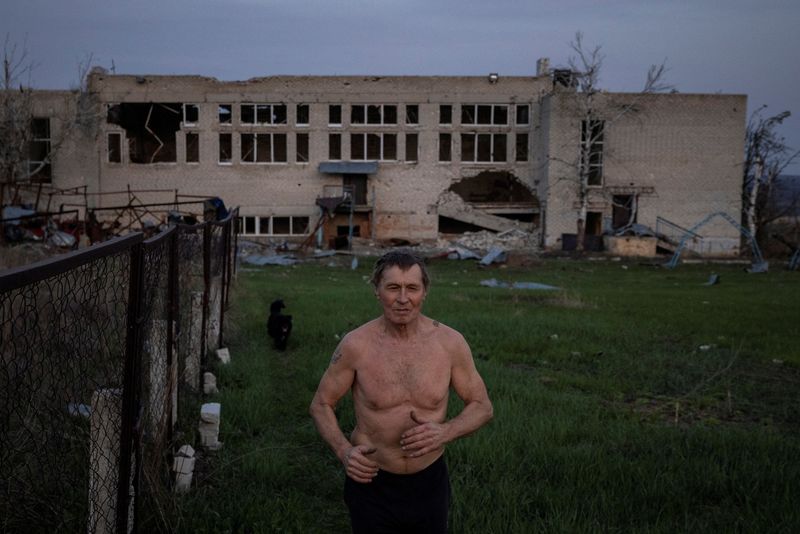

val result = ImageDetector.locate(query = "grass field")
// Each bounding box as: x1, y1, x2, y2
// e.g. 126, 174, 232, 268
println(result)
154, 256, 800, 533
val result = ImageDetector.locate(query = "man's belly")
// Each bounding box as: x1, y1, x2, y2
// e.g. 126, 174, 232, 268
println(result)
350, 405, 445, 475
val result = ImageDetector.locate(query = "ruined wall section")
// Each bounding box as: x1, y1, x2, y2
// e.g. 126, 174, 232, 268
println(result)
87, 73, 550, 241
543, 91, 746, 254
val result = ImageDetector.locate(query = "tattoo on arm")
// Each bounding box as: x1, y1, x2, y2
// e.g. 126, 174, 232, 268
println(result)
433, 320, 440, 327
330, 348, 343, 365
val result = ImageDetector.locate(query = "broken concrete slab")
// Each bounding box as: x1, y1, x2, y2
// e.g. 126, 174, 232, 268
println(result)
438, 191, 526, 233
216, 347, 230, 364
173, 444, 196, 493
203, 372, 218, 395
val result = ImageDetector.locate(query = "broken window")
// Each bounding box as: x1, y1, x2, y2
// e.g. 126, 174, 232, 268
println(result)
352, 104, 397, 125
297, 104, 309, 125
329, 105, 342, 125
297, 133, 309, 162
515, 133, 528, 162
186, 133, 199, 163
406, 105, 419, 125
351, 133, 396, 161
329, 133, 342, 160
241, 133, 286, 163
219, 133, 232, 164
240, 103, 287, 125
183, 104, 199, 125
439, 133, 451, 161
239, 215, 310, 235
581, 120, 605, 186
461, 133, 506, 162
612, 195, 636, 229
439, 105, 452, 125
461, 104, 508, 125
516, 104, 530, 125
218, 104, 232, 124
107, 103, 181, 163
108, 132, 122, 163
405, 133, 418, 162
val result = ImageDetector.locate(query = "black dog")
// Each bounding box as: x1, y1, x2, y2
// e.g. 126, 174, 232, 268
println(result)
267, 299, 292, 351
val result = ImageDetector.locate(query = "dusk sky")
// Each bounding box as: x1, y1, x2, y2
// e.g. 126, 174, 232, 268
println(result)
3, 0, 799, 172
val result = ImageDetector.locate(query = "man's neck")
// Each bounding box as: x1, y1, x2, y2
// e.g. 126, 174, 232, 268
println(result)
380, 315, 423, 340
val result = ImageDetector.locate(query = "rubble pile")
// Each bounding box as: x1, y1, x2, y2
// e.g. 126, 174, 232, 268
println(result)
439, 228, 541, 254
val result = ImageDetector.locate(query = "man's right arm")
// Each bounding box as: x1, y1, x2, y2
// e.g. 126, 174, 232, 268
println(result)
309, 338, 378, 483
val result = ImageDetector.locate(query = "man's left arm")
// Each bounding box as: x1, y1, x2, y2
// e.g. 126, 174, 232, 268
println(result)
400, 335, 493, 457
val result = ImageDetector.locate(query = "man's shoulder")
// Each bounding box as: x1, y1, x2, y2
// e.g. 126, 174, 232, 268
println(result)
426, 317, 466, 345
339, 319, 381, 353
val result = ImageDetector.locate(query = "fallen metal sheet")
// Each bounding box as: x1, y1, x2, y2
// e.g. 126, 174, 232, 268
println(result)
747, 261, 769, 273
447, 247, 481, 260
703, 274, 720, 286
480, 278, 560, 290
480, 246, 507, 265
243, 254, 297, 266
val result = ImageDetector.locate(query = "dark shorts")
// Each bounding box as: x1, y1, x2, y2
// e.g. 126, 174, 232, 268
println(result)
344, 455, 451, 534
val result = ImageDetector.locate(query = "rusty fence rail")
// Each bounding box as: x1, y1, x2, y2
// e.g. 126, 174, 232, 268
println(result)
0, 207, 238, 533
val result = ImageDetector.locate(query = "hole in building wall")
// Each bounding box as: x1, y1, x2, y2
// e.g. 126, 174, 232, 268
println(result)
107, 103, 183, 163
448, 171, 538, 204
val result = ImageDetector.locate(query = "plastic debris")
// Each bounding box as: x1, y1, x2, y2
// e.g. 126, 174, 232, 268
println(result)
480, 247, 507, 265
480, 278, 560, 290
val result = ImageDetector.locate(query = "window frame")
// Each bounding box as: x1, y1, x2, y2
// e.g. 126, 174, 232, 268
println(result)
350, 132, 397, 161
460, 104, 509, 126
218, 133, 232, 164
240, 103, 288, 126
329, 104, 342, 126
351, 104, 398, 126
185, 132, 200, 163
240, 132, 288, 163
238, 215, 312, 236
296, 103, 309, 126
460, 132, 508, 163
183, 104, 199, 126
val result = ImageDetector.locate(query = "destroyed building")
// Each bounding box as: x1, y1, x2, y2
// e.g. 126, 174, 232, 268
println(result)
17, 60, 746, 254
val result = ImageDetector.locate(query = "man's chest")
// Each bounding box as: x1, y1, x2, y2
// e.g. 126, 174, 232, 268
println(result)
355, 349, 451, 410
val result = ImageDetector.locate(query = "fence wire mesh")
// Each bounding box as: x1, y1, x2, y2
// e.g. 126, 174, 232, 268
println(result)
0, 240, 133, 533
0, 208, 238, 534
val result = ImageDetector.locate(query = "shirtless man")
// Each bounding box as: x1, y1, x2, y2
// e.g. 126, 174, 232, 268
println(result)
309, 250, 493, 533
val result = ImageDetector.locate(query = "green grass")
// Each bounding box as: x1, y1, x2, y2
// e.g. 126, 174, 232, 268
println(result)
150, 258, 800, 533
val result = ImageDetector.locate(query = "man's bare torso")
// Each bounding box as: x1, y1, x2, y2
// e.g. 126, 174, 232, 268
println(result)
346, 315, 454, 474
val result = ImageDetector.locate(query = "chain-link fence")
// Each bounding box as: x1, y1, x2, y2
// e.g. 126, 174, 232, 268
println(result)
0, 208, 238, 534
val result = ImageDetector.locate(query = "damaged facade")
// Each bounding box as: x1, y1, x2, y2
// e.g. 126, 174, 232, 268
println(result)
19, 62, 746, 254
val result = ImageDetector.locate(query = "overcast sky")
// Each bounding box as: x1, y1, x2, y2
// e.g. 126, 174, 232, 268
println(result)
3, 0, 799, 172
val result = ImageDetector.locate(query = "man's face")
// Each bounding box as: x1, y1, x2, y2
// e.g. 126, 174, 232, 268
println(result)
375, 264, 427, 325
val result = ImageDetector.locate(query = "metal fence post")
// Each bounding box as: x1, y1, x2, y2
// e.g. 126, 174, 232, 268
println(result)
119, 240, 144, 534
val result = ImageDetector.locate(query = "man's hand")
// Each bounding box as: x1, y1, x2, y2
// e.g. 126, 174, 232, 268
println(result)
400, 411, 449, 458
341, 445, 378, 483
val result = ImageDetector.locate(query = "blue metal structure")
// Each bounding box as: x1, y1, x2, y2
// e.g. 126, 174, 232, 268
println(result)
666, 211, 766, 269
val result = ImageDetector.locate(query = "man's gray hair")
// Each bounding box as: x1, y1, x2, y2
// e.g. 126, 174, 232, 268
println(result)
369, 250, 430, 290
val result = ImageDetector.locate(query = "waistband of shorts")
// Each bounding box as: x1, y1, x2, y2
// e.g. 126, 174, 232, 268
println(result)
377, 454, 446, 482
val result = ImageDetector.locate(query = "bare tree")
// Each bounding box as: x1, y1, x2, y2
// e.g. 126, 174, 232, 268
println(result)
555, 32, 671, 252
742, 106, 799, 251
0, 35, 96, 241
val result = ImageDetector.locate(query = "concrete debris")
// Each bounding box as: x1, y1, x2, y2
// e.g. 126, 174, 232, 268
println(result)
203, 372, 218, 395
216, 347, 230, 364
173, 444, 196, 493
199, 402, 222, 450
440, 228, 539, 254
480, 278, 560, 290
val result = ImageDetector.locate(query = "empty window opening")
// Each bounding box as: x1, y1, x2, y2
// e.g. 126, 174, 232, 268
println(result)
461, 133, 507, 162
240, 103, 287, 125
241, 133, 287, 163
439, 133, 452, 161
515, 133, 529, 162
218, 104, 232, 124
107, 103, 182, 163
186, 133, 199, 163
329, 133, 342, 160
344, 174, 368, 205
612, 195, 636, 229
351, 104, 397, 125
297, 133, 309, 162
586, 211, 603, 235
351, 133, 396, 161
329, 105, 342, 125
581, 119, 605, 186
239, 215, 311, 235
516, 105, 530, 125
296, 104, 309, 125
461, 104, 508, 125
439, 105, 452, 125
183, 104, 199, 125
219, 133, 232, 163
28, 117, 52, 180
405, 133, 418, 162
107, 132, 122, 163
406, 105, 419, 125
